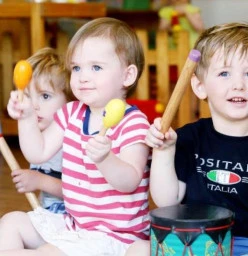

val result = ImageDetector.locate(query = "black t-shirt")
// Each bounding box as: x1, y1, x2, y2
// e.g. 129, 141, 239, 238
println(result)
175, 118, 248, 237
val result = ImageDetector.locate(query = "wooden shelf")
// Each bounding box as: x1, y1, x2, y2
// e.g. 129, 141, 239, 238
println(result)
107, 9, 159, 30
0, 2, 106, 54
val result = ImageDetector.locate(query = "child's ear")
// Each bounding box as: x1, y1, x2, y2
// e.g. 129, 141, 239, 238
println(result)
191, 74, 207, 100
123, 64, 138, 88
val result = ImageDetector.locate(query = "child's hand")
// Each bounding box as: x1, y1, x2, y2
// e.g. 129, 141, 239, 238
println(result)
145, 117, 177, 149
11, 169, 42, 193
85, 135, 112, 163
7, 90, 34, 120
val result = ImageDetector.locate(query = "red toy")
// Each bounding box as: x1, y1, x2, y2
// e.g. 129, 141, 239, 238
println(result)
126, 99, 164, 124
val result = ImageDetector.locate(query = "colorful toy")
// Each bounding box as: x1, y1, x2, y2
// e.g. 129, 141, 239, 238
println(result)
99, 99, 126, 136
13, 60, 33, 102
126, 99, 164, 124
150, 204, 233, 255
0, 122, 40, 209
171, 10, 181, 31
171, 10, 182, 46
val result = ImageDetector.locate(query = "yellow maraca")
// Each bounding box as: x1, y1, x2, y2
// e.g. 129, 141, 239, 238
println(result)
99, 99, 126, 136
13, 60, 33, 102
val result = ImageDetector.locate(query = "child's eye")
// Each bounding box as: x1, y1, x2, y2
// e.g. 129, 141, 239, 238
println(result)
219, 71, 229, 77
92, 65, 102, 71
42, 93, 51, 100
72, 66, 80, 72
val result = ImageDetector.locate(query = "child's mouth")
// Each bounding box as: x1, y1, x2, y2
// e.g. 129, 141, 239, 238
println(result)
229, 97, 246, 103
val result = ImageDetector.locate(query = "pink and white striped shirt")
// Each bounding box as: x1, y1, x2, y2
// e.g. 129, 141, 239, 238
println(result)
54, 101, 150, 244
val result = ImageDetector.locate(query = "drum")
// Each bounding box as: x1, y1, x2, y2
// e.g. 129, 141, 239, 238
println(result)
150, 204, 234, 256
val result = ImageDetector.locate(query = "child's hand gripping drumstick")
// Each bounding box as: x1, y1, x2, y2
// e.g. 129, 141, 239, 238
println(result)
99, 99, 126, 136
13, 60, 32, 102
160, 49, 201, 133
0, 123, 40, 209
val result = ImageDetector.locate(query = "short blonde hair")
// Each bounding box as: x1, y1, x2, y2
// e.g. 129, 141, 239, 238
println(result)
28, 47, 74, 101
194, 22, 248, 80
65, 17, 144, 97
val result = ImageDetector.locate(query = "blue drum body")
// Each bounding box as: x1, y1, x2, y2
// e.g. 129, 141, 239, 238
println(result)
150, 204, 234, 256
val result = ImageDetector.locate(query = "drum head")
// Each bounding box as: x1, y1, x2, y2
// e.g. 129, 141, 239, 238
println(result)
150, 204, 234, 245
150, 204, 234, 229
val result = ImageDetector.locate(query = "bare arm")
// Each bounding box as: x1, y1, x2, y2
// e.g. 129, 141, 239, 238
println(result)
185, 11, 204, 33
150, 147, 186, 207
98, 143, 149, 193
18, 118, 63, 164
145, 118, 186, 207
86, 135, 149, 193
7, 90, 63, 163
37, 174, 62, 198
12, 169, 63, 198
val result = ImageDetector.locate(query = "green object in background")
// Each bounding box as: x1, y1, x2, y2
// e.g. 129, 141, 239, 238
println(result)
123, 0, 150, 10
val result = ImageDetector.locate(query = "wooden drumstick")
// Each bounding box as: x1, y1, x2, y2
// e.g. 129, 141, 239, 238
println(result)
0, 123, 40, 209
160, 49, 201, 133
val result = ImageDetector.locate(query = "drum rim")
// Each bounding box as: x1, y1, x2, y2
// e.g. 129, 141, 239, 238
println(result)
150, 204, 234, 229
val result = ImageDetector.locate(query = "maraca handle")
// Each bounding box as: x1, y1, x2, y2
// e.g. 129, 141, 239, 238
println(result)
0, 135, 40, 209
18, 89, 24, 102
160, 49, 201, 133
99, 127, 108, 136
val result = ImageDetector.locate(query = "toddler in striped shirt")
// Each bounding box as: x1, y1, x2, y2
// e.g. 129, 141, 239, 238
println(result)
2, 17, 150, 256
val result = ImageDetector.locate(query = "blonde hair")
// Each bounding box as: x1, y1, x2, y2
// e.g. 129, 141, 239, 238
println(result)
27, 47, 74, 101
65, 17, 145, 97
194, 22, 248, 80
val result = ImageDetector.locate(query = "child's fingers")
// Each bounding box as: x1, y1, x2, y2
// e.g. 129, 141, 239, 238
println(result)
163, 128, 177, 147
7, 98, 22, 120
11, 169, 22, 177
86, 136, 112, 163
145, 126, 165, 148
150, 124, 165, 139
15, 182, 25, 193
10, 90, 19, 101
154, 117, 162, 130
164, 127, 177, 140
12, 175, 21, 184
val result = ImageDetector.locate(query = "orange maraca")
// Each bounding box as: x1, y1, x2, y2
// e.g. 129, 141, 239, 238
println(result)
99, 99, 126, 136
13, 60, 33, 102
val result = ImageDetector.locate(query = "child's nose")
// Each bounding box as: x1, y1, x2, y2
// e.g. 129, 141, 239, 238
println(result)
232, 77, 245, 90
79, 68, 90, 82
